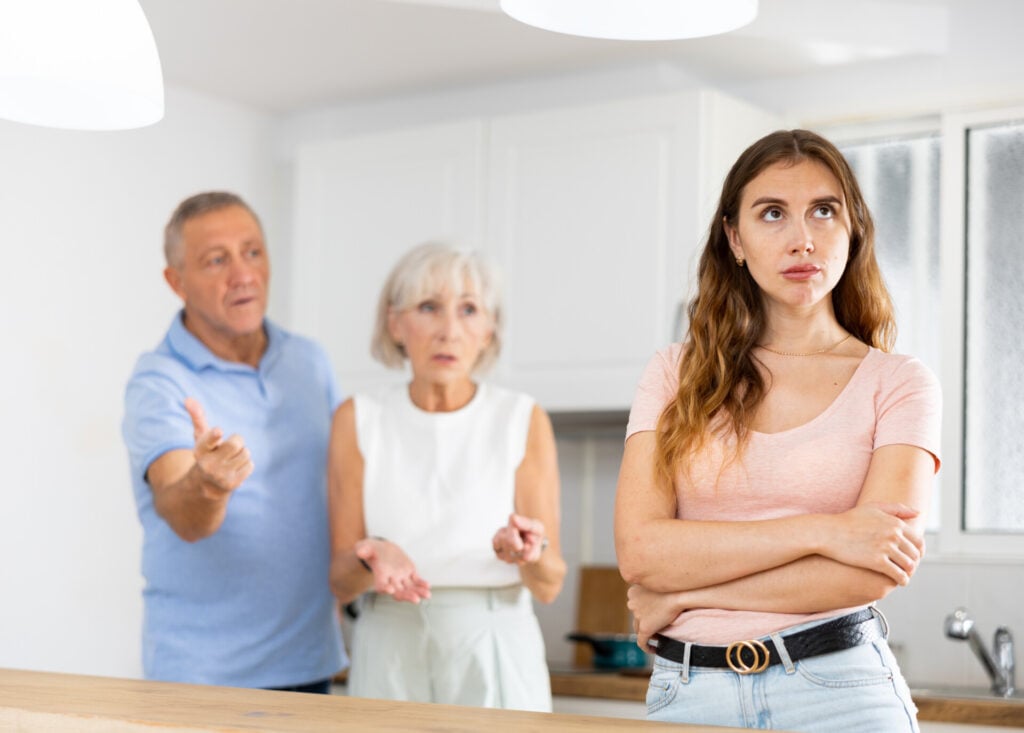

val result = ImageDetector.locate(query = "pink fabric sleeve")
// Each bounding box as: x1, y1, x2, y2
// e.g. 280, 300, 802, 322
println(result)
625, 344, 682, 441
874, 356, 943, 471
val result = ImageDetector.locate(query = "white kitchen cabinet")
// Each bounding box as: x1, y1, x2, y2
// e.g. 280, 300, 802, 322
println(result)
290, 119, 485, 393
289, 92, 779, 407
485, 91, 779, 410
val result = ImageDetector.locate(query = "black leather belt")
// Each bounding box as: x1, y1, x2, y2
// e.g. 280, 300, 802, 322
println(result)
652, 608, 885, 675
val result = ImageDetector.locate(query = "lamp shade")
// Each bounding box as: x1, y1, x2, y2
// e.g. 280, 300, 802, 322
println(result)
500, 0, 758, 41
0, 0, 164, 130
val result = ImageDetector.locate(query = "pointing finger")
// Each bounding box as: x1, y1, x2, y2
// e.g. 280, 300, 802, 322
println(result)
184, 397, 209, 440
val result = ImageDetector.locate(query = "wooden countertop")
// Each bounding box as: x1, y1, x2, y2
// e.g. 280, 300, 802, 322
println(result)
915, 695, 1024, 728
551, 670, 1024, 728
0, 668, 754, 732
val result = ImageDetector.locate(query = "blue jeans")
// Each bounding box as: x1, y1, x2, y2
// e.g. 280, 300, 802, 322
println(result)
646, 611, 919, 732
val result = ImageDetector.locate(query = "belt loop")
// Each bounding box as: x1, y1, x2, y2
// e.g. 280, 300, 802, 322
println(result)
680, 641, 692, 683
870, 606, 890, 639
770, 632, 796, 674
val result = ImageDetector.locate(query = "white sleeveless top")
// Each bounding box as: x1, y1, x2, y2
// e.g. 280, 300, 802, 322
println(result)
355, 382, 534, 588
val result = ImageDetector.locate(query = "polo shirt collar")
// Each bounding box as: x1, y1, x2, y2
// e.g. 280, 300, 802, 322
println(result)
166, 310, 281, 373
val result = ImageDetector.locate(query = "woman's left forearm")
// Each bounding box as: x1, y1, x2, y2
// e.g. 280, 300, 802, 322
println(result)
680, 555, 898, 614
513, 404, 566, 604
520, 551, 567, 604
631, 556, 895, 646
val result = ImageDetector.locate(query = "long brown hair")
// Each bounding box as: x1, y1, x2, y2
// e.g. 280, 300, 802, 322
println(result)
655, 129, 896, 482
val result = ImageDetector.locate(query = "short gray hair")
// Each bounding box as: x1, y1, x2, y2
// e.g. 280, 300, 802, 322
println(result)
163, 191, 263, 269
370, 242, 503, 373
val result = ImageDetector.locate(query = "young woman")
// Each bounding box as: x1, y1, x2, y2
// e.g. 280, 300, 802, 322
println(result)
615, 129, 941, 732
328, 242, 565, 712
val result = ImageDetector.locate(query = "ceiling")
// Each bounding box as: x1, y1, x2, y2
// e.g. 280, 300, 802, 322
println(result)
138, 0, 983, 115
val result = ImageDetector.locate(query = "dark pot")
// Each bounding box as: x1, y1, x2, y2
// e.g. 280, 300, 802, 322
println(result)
566, 632, 649, 670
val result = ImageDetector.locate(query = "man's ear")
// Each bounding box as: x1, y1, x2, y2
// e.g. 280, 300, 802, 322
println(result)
164, 267, 185, 300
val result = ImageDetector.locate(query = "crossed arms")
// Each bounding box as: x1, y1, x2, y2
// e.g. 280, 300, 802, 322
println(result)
614, 431, 936, 647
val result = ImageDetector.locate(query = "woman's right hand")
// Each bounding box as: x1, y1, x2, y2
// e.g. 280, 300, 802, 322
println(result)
627, 584, 687, 651
821, 502, 925, 585
354, 537, 431, 604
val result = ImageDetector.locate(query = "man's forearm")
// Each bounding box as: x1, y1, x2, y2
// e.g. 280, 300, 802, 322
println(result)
152, 462, 232, 542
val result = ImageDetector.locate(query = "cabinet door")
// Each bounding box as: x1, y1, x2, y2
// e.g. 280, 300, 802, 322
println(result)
290, 120, 484, 393
486, 95, 699, 411
486, 92, 780, 411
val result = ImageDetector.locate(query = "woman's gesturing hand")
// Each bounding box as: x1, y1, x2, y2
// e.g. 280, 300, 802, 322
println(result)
627, 584, 686, 651
492, 513, 548, 565
354, 537, 431, 604
822, 502, 925, 585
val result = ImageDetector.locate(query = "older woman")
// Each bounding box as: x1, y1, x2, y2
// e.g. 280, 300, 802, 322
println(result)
328, 242, 566, 712
615, 130, 941, 731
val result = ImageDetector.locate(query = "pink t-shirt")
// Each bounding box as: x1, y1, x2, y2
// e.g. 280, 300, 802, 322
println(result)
626, 343, 942, 644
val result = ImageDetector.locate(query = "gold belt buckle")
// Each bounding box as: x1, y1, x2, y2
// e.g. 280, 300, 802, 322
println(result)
725, 639, 770, 674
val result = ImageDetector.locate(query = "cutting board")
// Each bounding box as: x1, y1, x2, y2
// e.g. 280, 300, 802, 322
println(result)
572, 565, 633, 668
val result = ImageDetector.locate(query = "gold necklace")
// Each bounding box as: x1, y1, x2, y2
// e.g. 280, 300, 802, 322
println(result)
758, 332, 852, 357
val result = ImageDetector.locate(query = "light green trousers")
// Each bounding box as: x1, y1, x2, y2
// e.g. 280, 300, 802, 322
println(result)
348, 585, 552, 712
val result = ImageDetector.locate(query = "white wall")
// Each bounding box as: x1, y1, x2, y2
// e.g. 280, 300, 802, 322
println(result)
542, 426, 626, 669
0, 86, 278, 678
276, 63, 705, 155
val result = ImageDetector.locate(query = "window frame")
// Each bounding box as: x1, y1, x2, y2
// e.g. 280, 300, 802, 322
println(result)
823, 106, 1024, 560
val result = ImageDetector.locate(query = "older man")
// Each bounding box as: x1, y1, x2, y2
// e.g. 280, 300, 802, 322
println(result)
122, 191, 345, 691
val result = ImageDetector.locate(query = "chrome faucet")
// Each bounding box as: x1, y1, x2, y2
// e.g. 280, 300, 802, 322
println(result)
945, 607, 1016, 697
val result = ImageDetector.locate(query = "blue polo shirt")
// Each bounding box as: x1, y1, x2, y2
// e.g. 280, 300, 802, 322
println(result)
122, 312, 345, 687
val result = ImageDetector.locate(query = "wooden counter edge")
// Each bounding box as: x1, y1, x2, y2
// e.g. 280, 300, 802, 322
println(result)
0, 668, 745, 733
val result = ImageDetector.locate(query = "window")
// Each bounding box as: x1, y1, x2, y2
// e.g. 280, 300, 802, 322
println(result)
839, 131, 943, 532
829, 108, 1024, 557
964, 120, 1024, 533
842, 135, 942, 370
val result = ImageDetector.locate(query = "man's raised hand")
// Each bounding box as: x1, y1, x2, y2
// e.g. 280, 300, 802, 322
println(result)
184, 397, 253, 494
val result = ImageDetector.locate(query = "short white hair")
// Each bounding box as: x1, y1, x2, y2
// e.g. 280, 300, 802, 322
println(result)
370, 242, 503, 373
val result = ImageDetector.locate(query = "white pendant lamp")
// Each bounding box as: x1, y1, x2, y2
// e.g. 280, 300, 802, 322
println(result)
0, 0, 164, 130
501, 0, 758, 41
